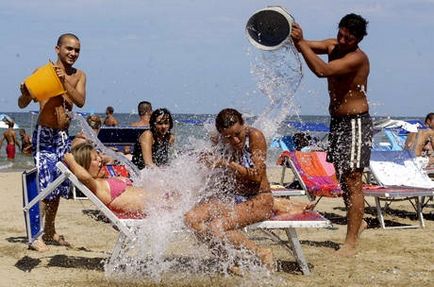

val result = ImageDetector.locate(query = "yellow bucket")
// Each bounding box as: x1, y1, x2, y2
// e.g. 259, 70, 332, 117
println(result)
24, 62, 66, 101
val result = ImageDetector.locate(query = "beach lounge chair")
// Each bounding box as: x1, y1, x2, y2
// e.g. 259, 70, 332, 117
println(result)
278, 151, 343, 203
278, 150, 434, 229
23, 161, 331, 275
22, 162, 145, 265
247, 211, 331, 275
364, 150, 434, 229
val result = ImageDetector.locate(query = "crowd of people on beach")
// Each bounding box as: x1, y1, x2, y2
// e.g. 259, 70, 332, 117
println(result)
14, 12, 434, 275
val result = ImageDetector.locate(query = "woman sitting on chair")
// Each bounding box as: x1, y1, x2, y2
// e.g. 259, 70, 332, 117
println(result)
132, 108, 175, 169
184, 108, 280, 273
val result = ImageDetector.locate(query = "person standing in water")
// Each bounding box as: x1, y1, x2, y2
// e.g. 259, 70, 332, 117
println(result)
130, 101, 153, 127
19, 128, 33, 156
291, 14, 372, 256
0, 120, 20, 160
18, 33, 86, 252
103, 106, 119, 127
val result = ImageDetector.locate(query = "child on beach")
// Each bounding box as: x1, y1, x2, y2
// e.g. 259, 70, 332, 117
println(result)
0, 120, 20, 160
19, 129, 32, 156
18, 33, 86, 252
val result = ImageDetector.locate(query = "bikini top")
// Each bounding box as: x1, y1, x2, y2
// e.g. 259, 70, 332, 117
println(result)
238, 134, 254, 168
106, 177, 133, 201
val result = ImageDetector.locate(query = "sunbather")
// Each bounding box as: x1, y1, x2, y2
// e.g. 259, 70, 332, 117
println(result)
64, 142, 162, 217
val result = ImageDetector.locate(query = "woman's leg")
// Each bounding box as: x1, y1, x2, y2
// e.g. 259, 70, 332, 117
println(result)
206, 193, 274, 270
272, 197, 315, 215
184, 198, 226, 239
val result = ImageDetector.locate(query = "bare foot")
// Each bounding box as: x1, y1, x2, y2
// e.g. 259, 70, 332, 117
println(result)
358, 220, 368, 237
42, 234, 71, 247
304, 201, 316, 212
29, 238, 49, 252
227, 265, 245, 277
258, 248, 275, 272
335, 244, 357, 257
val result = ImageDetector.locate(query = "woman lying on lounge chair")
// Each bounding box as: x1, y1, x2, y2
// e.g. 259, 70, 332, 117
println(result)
64, 142, 164, 217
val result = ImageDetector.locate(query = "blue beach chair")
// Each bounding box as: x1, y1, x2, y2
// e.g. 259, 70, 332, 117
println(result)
22, 168, 71, 246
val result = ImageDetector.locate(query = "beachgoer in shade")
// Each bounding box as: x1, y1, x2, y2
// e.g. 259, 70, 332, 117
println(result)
19, 129, 32, 156
130, 101, 153, 127
18, 33, 86, 252
103, 106, 119, 127
0, 120, 20, 160
291, 14, 372, 257
132, 108, 175, 169
184, 108, 275, 273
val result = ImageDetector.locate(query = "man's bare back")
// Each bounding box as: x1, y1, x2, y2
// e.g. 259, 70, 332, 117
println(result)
3, 129, 18, 146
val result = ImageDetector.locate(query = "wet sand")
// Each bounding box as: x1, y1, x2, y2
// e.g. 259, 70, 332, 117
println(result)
1, 168, 434, 287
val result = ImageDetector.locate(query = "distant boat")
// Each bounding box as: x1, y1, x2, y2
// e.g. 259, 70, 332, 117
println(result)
0, 113, 20, 129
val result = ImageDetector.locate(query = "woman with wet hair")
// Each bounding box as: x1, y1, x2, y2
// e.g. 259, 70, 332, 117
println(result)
184, 108, 275, 273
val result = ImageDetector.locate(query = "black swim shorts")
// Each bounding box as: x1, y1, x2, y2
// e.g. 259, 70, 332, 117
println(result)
327, 113, 373, 177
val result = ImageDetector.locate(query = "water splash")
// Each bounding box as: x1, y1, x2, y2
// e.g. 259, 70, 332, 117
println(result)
249, 42, 303, 140
85, 39, 305, 285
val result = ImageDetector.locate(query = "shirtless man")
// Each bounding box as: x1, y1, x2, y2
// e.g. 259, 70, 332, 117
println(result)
405, 112, 434, 167
0, 120, 20, 160
130, 101, 152, 127
103, 106, 119, 126
19, 129, 32, 155
18, 33, 86, 251
291, 14, 372, 256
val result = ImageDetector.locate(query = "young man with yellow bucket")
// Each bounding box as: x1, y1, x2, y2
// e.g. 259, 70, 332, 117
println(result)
18, 33, 86, 252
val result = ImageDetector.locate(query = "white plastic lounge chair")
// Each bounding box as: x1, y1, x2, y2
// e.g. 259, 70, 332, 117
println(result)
23, 161, 332, 275
365, 150, 434, 229
247, 211, 331, 275
22, 162, 145, 265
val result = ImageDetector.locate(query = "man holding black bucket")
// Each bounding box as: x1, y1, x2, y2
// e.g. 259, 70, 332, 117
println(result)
291, 14, 372, 257
18, 33, 86, 252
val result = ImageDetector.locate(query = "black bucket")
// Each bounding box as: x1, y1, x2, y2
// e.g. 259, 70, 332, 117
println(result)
246, 6, 294, 51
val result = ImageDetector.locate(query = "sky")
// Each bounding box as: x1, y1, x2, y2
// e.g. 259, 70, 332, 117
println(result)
1, 0, 433, 117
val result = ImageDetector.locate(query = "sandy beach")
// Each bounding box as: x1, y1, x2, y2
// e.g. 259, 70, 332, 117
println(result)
1, 167, 434, 287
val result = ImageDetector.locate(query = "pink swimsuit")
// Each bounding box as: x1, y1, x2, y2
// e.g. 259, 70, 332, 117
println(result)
106, 177, 133, 201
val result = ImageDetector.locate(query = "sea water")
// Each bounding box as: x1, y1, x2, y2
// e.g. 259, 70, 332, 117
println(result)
0, 111, 332, 172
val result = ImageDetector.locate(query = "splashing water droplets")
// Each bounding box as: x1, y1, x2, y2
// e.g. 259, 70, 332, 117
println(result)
249, 43, 303, 140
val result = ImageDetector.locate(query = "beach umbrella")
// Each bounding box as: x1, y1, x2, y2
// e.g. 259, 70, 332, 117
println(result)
0, 114, 20, 129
